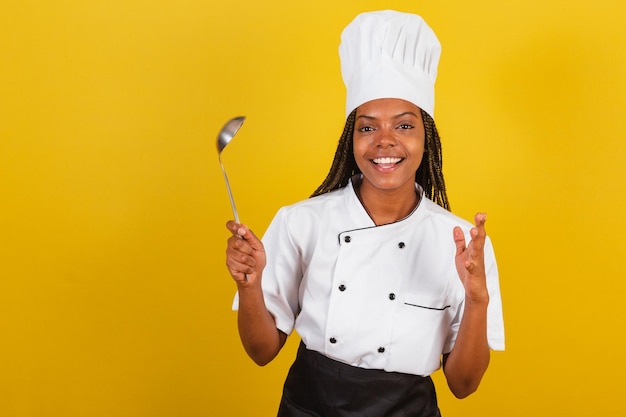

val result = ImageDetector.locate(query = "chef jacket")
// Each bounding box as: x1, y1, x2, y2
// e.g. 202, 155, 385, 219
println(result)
233, 179, 505, 376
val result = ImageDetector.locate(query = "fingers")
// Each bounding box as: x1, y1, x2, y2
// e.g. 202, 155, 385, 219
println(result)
226, 220, 246, 237
453, 213, 488, 275
225, 221, 252, 280
474, 212, 487, 227
453, 226, 467, 256
466, 212, 487, 273
453, 213, 487, 249
227, 234, 255, 265
225, 241, 250, 281
226, 221, 263, 250
225, 221, 265, 284
473, 212, 487, 236
469, 212, 487, 253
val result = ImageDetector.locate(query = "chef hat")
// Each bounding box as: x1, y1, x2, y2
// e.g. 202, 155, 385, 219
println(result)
339, 10, 441, 119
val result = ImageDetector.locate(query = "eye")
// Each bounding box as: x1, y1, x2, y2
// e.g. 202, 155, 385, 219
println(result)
357, 125, 375, 132
398, 124, 414, 130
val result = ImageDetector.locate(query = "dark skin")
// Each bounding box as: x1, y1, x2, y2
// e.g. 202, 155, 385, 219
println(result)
225, 222, 286, 366
226, 98, 491, 398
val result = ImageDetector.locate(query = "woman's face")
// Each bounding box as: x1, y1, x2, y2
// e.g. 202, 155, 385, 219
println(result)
353, 98, 425, 196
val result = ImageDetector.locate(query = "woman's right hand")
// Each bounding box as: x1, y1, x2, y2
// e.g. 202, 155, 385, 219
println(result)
225, 221, 284, 365
225, 221, 266, 285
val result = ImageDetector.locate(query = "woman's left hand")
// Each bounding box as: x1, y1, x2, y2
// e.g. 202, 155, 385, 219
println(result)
453, 212, 489, 303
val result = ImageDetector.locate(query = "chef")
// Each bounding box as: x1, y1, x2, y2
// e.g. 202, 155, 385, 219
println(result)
225, 9, 505, 417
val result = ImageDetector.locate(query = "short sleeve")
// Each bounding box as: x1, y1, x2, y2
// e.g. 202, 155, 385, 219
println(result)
484, 236, 505, 350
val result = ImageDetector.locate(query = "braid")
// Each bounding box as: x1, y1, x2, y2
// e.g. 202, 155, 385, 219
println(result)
310, 110, 358, 197
417, 109, 450, 210
311, 107, 450, 212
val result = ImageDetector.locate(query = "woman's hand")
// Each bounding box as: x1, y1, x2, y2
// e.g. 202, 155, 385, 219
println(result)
445, 212, 491, 398
225, 221, 285, 366
453, 213, 489, 304
225, 221, 266, 286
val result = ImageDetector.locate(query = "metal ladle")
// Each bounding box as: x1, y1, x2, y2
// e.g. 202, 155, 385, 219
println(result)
216, 116, 245, 223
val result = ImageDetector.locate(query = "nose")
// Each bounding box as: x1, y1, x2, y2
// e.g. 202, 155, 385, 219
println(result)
375, 127, 397, 148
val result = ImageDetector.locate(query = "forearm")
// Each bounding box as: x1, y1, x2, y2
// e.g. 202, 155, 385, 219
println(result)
236, 279, 286, 366
443, 298, 490, 398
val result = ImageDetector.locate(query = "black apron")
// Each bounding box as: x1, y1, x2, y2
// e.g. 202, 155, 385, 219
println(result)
277, 342, 441, 417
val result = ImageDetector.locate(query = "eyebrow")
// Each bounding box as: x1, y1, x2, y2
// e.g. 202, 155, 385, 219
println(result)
356, 111, 419, 121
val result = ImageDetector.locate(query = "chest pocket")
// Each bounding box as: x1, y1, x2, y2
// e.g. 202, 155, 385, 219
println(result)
403, 293, 451, 311
394, 293, 456, 352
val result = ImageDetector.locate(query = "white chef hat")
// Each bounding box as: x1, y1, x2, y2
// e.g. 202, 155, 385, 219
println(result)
339, 10, 441, 119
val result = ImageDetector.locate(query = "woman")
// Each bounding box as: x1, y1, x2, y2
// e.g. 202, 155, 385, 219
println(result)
225, 10, 504, 417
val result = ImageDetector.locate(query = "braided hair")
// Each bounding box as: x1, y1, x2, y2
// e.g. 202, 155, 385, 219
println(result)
311, 108, 450, 211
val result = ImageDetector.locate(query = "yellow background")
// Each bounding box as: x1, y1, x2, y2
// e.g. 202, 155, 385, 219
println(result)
1, 0, 625, 415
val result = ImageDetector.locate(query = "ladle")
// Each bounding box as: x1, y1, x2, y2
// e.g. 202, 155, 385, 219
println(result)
216, 116, 245, 223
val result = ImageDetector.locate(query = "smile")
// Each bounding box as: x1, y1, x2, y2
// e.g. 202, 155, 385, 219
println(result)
372, 157, 403, 165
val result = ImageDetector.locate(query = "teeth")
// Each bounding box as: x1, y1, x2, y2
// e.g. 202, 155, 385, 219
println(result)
373, 157, 402, 164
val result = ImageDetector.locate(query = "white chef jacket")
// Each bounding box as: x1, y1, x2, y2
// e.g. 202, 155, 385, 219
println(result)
233, 179, 505, 376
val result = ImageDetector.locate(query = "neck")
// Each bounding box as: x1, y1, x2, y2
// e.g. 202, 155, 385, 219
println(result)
355, 178, 420, 226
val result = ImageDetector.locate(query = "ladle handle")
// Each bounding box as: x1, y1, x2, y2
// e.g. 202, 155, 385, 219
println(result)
219, 159, 240, 224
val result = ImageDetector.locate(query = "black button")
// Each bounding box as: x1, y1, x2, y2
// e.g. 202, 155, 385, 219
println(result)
398, 242, 405, 249
378, 347, 385, 353
344, 236, 351, 243
330, 337, 337, 344
339, 284, 346, 292
389, 293, 396, 300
